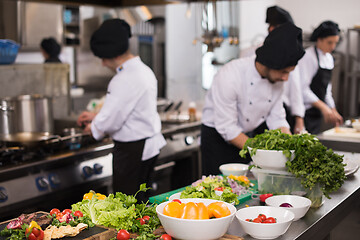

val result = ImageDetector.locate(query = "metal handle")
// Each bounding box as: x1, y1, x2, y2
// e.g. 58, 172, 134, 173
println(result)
0, 105, 14, 111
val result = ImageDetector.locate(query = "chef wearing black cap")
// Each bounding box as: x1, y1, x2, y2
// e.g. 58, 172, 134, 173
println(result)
266, 5, 305, 134
77, 19, 166, 200
297, 20, 343, 134
201, 22, 305, 175
40, 37, 61, 63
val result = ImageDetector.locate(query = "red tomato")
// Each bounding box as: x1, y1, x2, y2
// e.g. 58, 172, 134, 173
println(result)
142, 215, 150, 222
56, 213, 64, 220
137, 217, 145, 225
172, 199, 182, 204
62, 209, 72, 215
264, 217, 276, 223
252, 218, 262, 223
245, 219, 251, 222
116, 229, 130, 240
50, 208, 60, 216
74, 210, 83, 218
27, 233, 37, 240
258, 214, 267, 222
214, 187, 224, 191
32, 228, 40, 237
160, 234, 172, 240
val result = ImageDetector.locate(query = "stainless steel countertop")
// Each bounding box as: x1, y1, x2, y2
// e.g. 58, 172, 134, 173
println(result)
227, 151, 360, 239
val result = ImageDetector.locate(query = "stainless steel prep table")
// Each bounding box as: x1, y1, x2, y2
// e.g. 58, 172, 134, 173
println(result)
226, 151, 360, 240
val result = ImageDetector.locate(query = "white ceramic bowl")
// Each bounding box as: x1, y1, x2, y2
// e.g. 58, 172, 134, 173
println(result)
219, 163, 249, 176
352, 121, 360, 131
248, 147, 295, 170
236, 206, 294, 239
156, 198, 236, 240
265, 195, 312, 221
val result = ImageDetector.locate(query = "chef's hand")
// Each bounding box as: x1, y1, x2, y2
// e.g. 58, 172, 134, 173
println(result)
293, 116, 305, 134
77, 111, 96, 127
279, 127, 291, 135
82, 123, 92, 134
316, 101, 337, 124
332, 108, 343, 126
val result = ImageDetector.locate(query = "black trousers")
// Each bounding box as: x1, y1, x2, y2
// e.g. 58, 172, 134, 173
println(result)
112, 139, 157, 202
304, 107, 323, 134
200, 124, 251, 176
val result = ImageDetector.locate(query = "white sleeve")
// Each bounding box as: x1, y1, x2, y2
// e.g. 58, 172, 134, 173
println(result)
325, 83, 336, 108
298, 50, 320, 106
91, 77, 146, 140
287, 67, 305, 117
211, 69, 243, 141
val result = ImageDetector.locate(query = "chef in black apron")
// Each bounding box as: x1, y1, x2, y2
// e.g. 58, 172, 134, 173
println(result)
297, 21, 343, 134
77, 19, 166, 201
201, 23, 305, 175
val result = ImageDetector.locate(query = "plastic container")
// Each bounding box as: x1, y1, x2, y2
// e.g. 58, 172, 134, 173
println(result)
188, 102, 197, 122
0, 39, 20, 64
251, 168, 324, 208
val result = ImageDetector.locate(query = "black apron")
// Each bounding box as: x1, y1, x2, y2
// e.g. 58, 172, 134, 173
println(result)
200, 122, 267, 176
112, 139, 157, 202
304, 47, 333, 134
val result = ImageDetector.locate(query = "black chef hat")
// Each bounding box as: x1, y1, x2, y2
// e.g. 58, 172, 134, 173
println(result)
256, 22, 305, 70
310, 20, 340, 42
41, 37, 61, 57
266, 5, 294, 26
90, 18, 132, 59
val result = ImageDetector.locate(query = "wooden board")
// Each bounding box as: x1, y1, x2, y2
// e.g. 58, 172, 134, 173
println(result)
322, 127, 360, 140
0, 212, 116, 240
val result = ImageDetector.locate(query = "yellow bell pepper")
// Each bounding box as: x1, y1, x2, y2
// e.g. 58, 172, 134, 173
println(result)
28, 221, 42, 231
163, 201, 185, 218
228, 174, 250, 185
83, 190, 106, 200
95, 193, 106, 200
83, 192, 94, 200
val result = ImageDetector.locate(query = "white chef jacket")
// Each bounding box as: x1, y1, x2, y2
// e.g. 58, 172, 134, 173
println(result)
297, 46, 336, 110
91, 56, 166, 160
202, 56, 289, 142
283, 66, 305, 118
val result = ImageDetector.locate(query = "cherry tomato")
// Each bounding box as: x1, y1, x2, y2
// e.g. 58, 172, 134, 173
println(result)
214, 187, 224, 191
116, 229, 130, 240
264, 217, 276, 223
62, 209, 72, 215
74, 210, 83, 218
137, 218, 145, 225
50, 208, 60, 216
160, 234, 172, 240
258, 214, 267, 222
245, 219, 251, 222
142, 215, 150, 222
56, 213, 64, 220
32, 228, 40, 237
252, 218, 262, 223
27, 233, 37, 240
172, 199, 182, 204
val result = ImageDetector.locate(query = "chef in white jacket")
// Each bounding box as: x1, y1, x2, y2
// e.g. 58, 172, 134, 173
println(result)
77, 19, 166, 201
201, 22, 305, 175
297, 20, 343, 134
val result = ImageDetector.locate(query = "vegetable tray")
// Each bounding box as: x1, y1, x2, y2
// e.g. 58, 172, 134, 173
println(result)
0, 212, 116, 240
149, 180, 258, 205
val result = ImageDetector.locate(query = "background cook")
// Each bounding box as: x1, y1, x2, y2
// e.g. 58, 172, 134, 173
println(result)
76, 19, 166, 201
201, 22, 305, 175
297, 20, 343, 134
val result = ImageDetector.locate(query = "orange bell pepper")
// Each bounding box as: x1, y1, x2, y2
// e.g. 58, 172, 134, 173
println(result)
163, 201, 185, 218
207, 202, 231, 218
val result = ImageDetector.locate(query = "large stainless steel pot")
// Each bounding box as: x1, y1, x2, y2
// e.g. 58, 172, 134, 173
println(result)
13, 94, 54, 133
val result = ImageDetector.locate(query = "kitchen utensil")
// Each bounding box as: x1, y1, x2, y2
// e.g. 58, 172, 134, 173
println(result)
0, 132, 60, 147
219, 163, 249, 176
235, 206, 294, 239
156, 198, 236, 240
265, 195, 312, 221
248, 147, 295, 171
0, 39, 20, 64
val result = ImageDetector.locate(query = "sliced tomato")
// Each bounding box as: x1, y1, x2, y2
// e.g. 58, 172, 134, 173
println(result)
137, 218, 145, 225
116, 229, 130, 240
264, 217, 276, 223
214, 187, 224, 191
252, 218, 262, 223
142, 215, 150, 222
50, 208, 60, 216
27, 233, 37, 240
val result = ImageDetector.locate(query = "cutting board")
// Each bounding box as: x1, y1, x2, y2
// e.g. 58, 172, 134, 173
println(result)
321, 127, 360, 140
149, 180, 258, 205
0, 212, 116, 240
